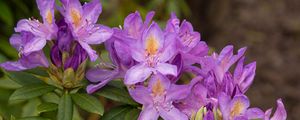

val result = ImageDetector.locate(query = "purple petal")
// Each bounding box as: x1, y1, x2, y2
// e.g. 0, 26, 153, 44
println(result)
50, 45, 62, 67
130, 42, 145, 62
0, 61, 27, 71
86, 79, 112, 94
148, 73, 171, 91
36, 0, 55, 25
144, 11, 155, 27
9, 34, 22, 50
83, 25, 113, 45
155, 63, 177, 76
23, 37, 47, 55
158, 107, 188, 120
62, 0, 83, 29
1, 51, 49, 71
78, 41, 98, 61
124, 63, 152, 85
165, 13, 180, 33
82, 0, 102, 24
228, 95, 250, 118
142, 22, 164, 51
86, 68, 118, 83
128, 85, 152, 104
20, 51, 49, 68
189, 41, 209, 57
270, 99, 287, 120
138, 105, 159, 120
246, 108, 264, 119
159, 33, 177, 62
124, 11, 143, 39
166, 84, 190, 101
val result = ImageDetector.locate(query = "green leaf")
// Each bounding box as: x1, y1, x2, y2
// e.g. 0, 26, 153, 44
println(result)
71, 93, 104, 115
37, 102, 58, 114
23, 68, 49, 77
9, 84, 56, 101
0, 1, 13, 26
57, 93, 73, 120
22, 98, 41, 117
124, 109, 140, 120
0, 76, 21, 89
102, 106, 132, 120
17, 116, 50, 120
6, 71, 44, 86
95, 85, 138, 105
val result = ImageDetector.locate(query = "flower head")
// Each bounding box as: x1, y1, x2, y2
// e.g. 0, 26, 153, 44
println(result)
59, 0, 113, 61
124, 22, 178, 85
129, 73, 190, 120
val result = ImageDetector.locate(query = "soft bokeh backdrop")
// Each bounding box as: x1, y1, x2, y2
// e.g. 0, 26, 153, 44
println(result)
0, 0, 299, 119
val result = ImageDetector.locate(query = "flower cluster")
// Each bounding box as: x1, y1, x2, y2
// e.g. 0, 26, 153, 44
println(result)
0, 0, 286, 120
86, 11, 287, 120
0, 0, 113, 88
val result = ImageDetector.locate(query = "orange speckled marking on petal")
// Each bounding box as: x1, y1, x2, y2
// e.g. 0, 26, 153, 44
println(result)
70, 8, 81, 27
146, 35, 159, 55
230, 100, 244, 118
152, 79, 165, 96
46, 10, 53, 24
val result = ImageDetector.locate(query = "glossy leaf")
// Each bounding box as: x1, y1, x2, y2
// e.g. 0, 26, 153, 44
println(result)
71, 93, 104, 115
37, 102, 58, 113
101, 106, 132, 120
9, 84, 56, 101
95, 85, 138, 105
6, 71, 44, 86
124, 108, 140, 120
57, 93, 73, 120
21, 98, 41, 117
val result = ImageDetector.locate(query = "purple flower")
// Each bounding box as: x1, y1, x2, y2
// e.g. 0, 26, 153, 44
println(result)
129, 73, 189, 120
233, 57, 256, 93
59, 0, 113, 61
165, 13, 209, 66
218, 93, 265, 120
85, 11, 155, 93
124, 22, 177, 85
0, 32, 49, 71
14, 0, 57, 55
264, 99, 287, 120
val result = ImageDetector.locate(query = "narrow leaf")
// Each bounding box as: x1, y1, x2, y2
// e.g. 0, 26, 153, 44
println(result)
57, 93, 73, 120
102, 106, 132, 120
6, 71, 44, 85
37, 102, 58, 113
71, 93, 104, 115
95, 85, 138, 105
124, 109, 140, 120
9, 84, 56, 101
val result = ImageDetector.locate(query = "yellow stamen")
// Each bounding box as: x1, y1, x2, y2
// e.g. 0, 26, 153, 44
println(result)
230, 100, 244, 118
152, 79, 165, 96
70, 8, 81, 27
46, 10, 53, 24
146, 35, 159, 55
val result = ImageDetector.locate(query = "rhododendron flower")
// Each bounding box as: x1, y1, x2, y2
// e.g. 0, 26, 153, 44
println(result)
59, 0, 113, 61
0, 32, 49, 71
123, 22, 177, 85
165, 13, 208, 66
85, 11, 155, 93
129, 73, 190, 120
14, 0, 57, 55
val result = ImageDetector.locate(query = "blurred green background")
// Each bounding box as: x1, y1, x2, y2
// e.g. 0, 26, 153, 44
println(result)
0, 0, 299, 120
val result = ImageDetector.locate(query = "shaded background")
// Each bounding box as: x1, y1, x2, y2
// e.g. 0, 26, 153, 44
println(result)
0, 0, 299, 119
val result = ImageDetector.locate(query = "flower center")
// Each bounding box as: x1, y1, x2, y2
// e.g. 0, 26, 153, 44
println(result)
46, 10, 53, 24
230, 100, 244, 118
146, 36, 159, 55
152, 79, 165, 96
70, 8, 81, 27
